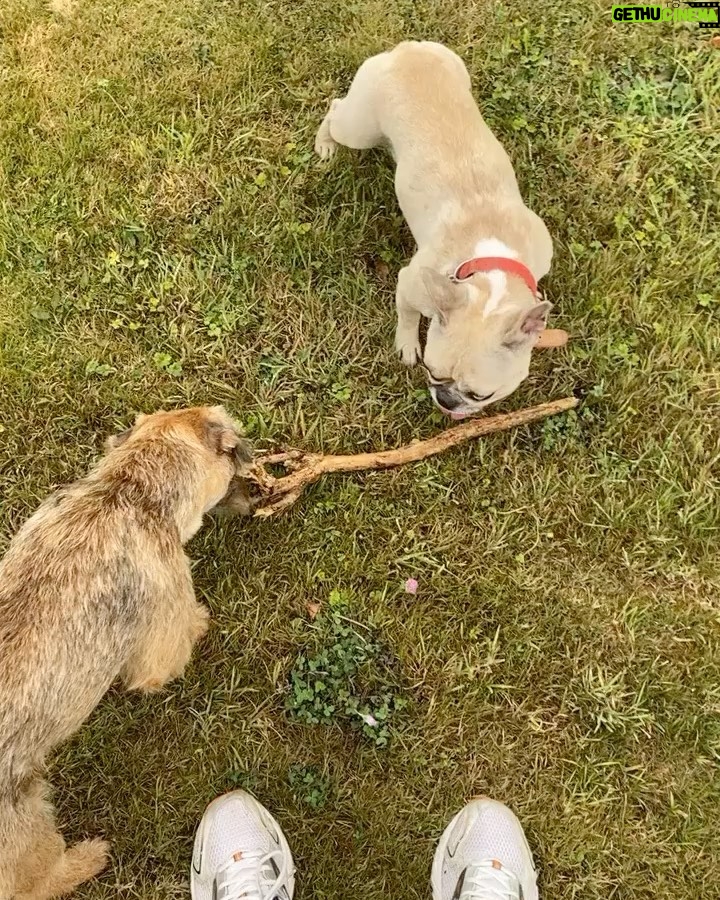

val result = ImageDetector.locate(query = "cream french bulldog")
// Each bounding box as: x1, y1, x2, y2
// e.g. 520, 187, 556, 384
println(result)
315, 40, 567, 419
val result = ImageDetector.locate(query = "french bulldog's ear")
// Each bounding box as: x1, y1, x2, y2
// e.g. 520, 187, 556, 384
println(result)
505, 301, 553, 345
420, 268, 463, 324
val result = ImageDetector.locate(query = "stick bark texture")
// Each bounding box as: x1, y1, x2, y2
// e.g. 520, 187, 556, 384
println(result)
248, 396, 579, 517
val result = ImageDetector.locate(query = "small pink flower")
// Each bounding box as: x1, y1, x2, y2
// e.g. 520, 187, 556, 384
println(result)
405, 578, 418, 595
360, 713, 378, 727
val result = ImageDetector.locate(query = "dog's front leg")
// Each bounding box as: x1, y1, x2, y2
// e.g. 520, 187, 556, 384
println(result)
394, 266, 423, 366
121, 563, 209, 693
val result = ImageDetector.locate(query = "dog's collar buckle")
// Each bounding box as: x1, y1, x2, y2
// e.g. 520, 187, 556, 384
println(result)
450, 256, 540, 299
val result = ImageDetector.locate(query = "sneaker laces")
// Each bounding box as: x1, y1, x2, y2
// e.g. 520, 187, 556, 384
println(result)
216, 848, 290, 900
459, 861, 521, 900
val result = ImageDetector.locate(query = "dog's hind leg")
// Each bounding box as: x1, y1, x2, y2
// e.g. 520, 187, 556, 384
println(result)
18, 840, 110, 900
11, 779, 108, 900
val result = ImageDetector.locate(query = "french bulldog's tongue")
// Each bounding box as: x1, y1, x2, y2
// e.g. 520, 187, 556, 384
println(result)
449, 411, 467, 421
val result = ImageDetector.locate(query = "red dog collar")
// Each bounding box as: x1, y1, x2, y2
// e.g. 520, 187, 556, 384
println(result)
451, 256, 539, 298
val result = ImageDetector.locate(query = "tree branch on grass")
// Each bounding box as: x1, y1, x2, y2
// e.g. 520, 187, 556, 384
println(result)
246, 396, 579, 518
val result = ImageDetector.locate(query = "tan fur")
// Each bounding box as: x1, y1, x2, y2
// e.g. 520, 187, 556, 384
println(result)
0, 406, 252, 899
316, 41, 564, 418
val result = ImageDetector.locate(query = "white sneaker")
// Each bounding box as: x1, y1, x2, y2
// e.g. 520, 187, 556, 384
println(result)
191, 791, 295, 900
431, 798, 539, 900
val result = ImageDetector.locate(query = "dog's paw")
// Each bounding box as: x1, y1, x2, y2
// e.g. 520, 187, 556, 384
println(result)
398, 344, 420, 366
395, 332, 421, 366
314, 133, 338, 160
65, 838, 111, 881
315, 101, 340, 160
129, 674, 167, 693
314, 107, 339, 159
189, 604, 210, 642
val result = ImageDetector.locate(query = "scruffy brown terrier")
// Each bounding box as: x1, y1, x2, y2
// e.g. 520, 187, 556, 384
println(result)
0, 406, 252, 900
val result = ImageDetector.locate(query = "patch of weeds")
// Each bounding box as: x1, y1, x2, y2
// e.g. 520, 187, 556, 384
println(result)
615, 69, 696, 119
203, 307, 236, 338
195, 42, 214, 69
542, 407, 590, 451
283, 141, 314, 171
540, 386, 605, 452
84, 359, 116, 378
288, 765, 330, 809
30, 304, 52, 322
287, 221, 312, 236
286, 591, 408, 747
257, 354, 290, 385
225, 769, 260, 793
608, 334, 641, 368
152, 351, 182, 377
330, 381, 352, 402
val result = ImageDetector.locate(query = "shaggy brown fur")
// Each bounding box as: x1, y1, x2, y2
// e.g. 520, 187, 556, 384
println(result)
0, 406, 252, 900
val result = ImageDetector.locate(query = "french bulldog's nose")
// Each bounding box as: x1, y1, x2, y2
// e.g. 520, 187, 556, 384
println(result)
434, 385, 460, 411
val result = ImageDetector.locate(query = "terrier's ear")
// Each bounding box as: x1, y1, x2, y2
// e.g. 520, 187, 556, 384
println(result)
204, 418, 253, 464
104, 412, 149, 452
420, 268, 467, 325
104, 427, 133, 452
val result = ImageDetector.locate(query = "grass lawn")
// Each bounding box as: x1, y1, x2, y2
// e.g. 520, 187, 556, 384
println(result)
0, 0, 719, 897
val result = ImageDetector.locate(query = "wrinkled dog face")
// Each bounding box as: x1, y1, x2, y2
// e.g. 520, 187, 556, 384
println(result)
419, 269, 551, 419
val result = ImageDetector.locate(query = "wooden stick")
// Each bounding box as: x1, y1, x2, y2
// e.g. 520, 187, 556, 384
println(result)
248, 396, 579, 517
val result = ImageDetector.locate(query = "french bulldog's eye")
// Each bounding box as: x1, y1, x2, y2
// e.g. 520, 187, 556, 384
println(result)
466, 391, 494, 403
